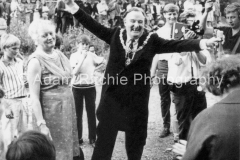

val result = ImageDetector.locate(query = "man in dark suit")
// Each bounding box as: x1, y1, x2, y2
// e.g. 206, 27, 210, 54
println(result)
64, 1, 220, 159
75, 0, 91, 27
1, 0, 10, 27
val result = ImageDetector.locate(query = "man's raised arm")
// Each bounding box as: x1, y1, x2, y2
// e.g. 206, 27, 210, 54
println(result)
64, 0, 115, 44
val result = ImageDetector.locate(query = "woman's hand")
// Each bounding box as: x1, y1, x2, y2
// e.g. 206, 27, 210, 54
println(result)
40, 124, 53, 140
172, 140, 187, 159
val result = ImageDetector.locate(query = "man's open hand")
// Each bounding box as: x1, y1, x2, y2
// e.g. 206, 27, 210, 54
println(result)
63, 0, 79, 14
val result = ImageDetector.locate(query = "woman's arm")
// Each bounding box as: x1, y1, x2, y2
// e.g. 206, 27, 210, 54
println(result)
27, 58, 44, 123
27, 58, 51, 139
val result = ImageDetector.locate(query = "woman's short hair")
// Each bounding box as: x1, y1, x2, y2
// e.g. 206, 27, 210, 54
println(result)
28, 19, 56, 44
1, 34, 20, 50
224, 2, 240, 16
6, 131, 56, 160
203, 55, 240, 96
163, 3, 179, 14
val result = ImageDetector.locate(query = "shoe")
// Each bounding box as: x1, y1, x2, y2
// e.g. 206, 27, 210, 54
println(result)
89, 139, 96, 147
79, 138, 83, 145
159, 128, 170, 138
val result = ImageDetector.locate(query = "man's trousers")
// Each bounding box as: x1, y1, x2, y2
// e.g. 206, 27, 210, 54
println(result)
72, 86, 97, 141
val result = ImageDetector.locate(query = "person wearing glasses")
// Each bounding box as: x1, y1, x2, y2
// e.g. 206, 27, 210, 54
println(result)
0, 34, 28, 156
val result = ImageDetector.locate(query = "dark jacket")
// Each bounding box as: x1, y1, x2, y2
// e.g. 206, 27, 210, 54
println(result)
73, 8, 201, 130
182, 89, 240, 160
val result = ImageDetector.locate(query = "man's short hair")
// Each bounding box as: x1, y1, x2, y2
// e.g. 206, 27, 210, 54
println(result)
6, 131, 56, 160
163, 3, 179, 14
224, 2, 240, 16
80, 35, 90, 45
179, 10, 196, 23
123, 7, 148, 23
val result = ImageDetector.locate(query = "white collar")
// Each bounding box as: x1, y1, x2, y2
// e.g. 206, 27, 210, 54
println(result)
126, 36, 139, 44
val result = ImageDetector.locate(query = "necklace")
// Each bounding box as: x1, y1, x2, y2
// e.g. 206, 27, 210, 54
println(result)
119, 29, 153, 65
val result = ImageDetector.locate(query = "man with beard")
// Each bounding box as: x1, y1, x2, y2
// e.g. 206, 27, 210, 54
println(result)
63, 1, 220, 159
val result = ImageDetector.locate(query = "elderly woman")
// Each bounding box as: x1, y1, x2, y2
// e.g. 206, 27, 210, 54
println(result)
173, 55, 240, 160
27, 20, 83, 160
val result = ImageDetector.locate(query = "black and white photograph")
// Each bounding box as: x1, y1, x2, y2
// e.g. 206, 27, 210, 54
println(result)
0, 0, 239, 159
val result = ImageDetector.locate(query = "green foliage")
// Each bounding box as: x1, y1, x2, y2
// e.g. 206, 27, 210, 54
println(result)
9, 19, 36, 56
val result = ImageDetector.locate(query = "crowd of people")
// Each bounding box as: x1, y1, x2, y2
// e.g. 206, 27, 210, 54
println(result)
54, 0, 223, 34
0, 0, 239, 160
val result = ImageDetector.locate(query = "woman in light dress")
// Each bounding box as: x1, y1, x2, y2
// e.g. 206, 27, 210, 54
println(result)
27, 20, 83, 160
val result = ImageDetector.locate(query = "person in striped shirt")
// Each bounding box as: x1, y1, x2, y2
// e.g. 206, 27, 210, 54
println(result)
0, 34, 28, 155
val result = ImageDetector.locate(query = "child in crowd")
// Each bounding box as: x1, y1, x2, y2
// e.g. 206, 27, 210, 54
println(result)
70, 35, 105, 146
0, 34, 28, 155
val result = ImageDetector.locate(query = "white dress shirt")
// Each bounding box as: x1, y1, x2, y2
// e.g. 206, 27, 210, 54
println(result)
167, 50, 212, 84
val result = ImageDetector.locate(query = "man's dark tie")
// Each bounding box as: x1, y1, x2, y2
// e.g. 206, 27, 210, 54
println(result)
125, 39, 135, 66
128, 39, 135, 59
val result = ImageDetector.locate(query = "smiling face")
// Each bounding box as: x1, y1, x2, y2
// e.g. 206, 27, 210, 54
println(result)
164, 11, 178, 25
124, 10, 145, 39
226, 11, 240, 29
37, 26, 56, 52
